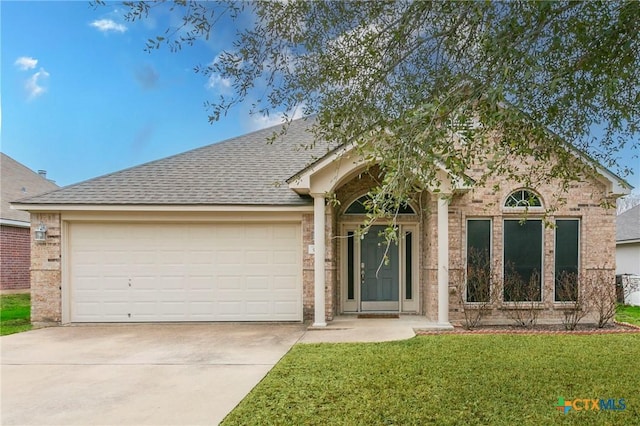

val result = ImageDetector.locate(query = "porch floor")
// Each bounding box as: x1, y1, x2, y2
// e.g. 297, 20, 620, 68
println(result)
300, 315, 452, 344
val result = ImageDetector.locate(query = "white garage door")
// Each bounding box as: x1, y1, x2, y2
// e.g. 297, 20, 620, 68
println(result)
69, 222, 302, 322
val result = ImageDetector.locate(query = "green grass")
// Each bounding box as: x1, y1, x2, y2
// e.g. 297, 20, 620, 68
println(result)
616, 304, 640, 326
223, 334, 639, 425
0, 293, 32, 336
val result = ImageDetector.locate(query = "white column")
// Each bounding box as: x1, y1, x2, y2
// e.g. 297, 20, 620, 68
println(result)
312, 194, 327, 327
437, 195, 451, 326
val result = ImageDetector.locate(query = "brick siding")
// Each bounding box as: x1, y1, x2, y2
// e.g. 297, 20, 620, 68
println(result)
30, 213, 62, 324
30, 164, 619, 325
0, 225, 31, 290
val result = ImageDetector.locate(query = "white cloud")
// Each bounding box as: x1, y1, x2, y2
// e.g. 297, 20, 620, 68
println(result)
205, 53, 234, 93
25, 68, 50, 100
90, 19, 127, 33
247, 104, 306, 131
14, 56, 38, 70
206, 74, 232, 92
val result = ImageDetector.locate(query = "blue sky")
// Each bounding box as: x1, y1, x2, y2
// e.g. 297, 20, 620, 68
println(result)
2, 1, 280, 187
2, 1, 639, 193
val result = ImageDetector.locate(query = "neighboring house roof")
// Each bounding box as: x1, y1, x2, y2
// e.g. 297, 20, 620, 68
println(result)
1, 153, 58, 225
14, 118, 332, 207
617, 204, 640, 244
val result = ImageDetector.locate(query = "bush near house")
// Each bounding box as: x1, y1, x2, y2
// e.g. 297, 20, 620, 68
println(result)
0, 293, 32, 336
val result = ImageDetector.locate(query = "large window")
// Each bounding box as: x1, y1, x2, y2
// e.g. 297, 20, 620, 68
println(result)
555, 219, 580, 301
466, 220, 492, 302
503, 220, 542, 302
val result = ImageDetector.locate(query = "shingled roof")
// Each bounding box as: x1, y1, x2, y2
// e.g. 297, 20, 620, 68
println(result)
14, 118, 332, 206
1, 153, 58, 223
617, 204, 640, 243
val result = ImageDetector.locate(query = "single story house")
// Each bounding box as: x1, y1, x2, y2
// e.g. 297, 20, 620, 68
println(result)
1, 153, 58, 291
616, 204, 640, 305
13, 118, 631, 326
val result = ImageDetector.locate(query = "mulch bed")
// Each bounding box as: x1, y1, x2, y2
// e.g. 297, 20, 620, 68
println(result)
416, 321, 640, 335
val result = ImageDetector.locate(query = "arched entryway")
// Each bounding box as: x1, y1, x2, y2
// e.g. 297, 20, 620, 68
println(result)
339, 194, 420, 313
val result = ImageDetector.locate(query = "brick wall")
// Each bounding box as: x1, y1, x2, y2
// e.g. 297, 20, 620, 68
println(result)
30, 213, 62, 324
0, 225, 31, 290
448, 168, 618, 324
27, 164, 618, 326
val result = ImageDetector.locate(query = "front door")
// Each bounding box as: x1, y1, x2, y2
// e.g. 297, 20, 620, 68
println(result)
360, 225, 399, 311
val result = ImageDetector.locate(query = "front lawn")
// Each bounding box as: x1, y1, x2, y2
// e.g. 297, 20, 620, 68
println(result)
223, 334, 639, 425
616, 304, 640, 326
0, 293, 32, 336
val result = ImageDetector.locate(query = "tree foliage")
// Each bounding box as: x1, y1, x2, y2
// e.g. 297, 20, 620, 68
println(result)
103, 1, 638, 211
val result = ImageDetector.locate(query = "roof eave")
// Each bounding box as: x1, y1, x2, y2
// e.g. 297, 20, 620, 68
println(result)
617, 238, 640, 245
10, 203, 314, 213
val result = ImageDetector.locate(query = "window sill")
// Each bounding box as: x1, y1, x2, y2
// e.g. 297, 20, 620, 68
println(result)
462, 303, 494, 309
553, 302, 581, 310
499, 303, 545, 310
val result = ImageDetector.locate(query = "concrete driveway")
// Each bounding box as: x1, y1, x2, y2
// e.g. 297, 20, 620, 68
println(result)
1, 324, 306, 425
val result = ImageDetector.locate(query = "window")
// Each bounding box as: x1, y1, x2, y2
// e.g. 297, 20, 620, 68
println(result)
347, 231, 355, 300
466, 219, 492, 302
344, 195, 416, 215
505, 189, 542, 208
503, 219, 542, 301
405, 231, 413, 300
555, 219, 580, 301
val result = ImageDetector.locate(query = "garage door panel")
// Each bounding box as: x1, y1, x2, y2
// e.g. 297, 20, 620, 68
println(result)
69, 222, 301, 322
274, 276, 297, 290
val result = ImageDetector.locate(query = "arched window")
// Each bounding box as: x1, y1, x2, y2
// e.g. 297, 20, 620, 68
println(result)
504, 189, 542, 208
344, 195, 416, 215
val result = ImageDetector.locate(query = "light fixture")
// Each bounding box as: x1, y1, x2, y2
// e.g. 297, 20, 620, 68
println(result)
35, 223, 47, 242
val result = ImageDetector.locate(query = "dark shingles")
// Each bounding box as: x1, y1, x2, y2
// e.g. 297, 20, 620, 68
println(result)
15, 118, 332, 206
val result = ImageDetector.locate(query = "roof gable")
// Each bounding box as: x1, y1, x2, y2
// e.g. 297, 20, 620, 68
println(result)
1, 153, 58, 223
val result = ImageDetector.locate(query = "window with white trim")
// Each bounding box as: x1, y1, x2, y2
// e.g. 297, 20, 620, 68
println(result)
503, 219, 543, 302
466, 219, 492, 302
505, 189, 542, 208
555, 219, 580, 302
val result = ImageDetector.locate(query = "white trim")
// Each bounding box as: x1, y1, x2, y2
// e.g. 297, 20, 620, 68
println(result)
502, 218, 545, 302
288, 144, 356, 191
617, 239, 640, 245
361, 301, 399, 311
312, 194, 327, 327
61, 221, 70, 324
340, 222, 420, 314
589, 162, 631, 196
553, 217, 581, 302
464, 218, 493, 303
437, 196, 451, 326
340, 226, 359, 313
11, 204, 314, 213
289, 143, 472, 196
0, 218, 30, 228
401, 225, 419, 312
60, 211, 306, 223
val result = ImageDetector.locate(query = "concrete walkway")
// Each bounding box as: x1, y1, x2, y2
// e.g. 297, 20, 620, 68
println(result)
300, 315, 450, 343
